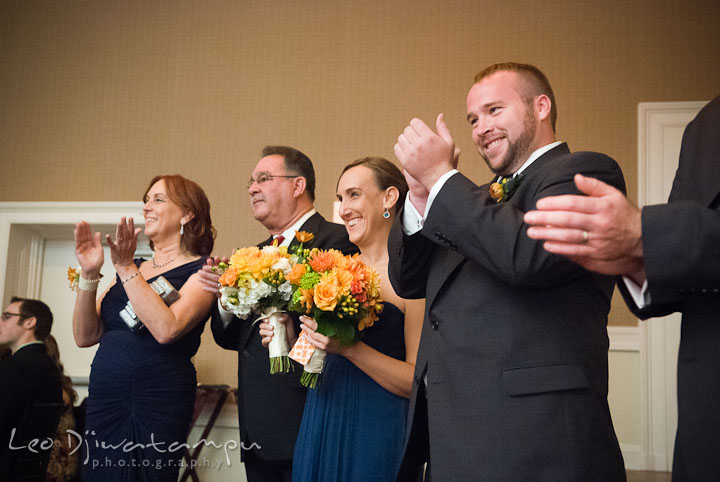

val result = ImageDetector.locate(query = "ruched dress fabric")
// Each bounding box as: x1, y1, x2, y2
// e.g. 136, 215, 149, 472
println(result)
83, 258, 207, 482
292, 303, 408, 482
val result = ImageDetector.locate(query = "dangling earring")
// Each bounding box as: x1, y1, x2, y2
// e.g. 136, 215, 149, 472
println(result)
180, 222, 185, 235
383, 207, 390, 219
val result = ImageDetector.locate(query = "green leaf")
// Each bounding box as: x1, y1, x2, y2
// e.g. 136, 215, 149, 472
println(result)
315, 311, 337, 338
335, 320, 355, 346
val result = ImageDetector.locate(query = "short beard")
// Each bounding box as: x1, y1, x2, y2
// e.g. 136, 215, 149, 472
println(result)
482, 106, 537, 176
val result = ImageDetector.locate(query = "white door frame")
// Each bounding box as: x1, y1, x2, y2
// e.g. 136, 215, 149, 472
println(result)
637, 101, 707, 470
0, 202, 145, 302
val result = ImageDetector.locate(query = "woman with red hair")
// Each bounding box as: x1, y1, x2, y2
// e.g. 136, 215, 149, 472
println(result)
72, 174, 216, 482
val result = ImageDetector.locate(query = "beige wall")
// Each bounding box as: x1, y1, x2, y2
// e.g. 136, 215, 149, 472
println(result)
2, 0, 718, 384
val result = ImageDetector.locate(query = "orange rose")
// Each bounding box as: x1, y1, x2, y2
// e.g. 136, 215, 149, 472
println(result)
489, 182, 504, 202
218, 266, 241, 287
314, 280, 339, 311
286, 263, 306, 285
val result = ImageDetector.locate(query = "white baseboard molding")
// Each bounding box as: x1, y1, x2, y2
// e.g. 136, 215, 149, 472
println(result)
621, 443, 670, 472
621, 444, 644, 470
608, 325, 641, 352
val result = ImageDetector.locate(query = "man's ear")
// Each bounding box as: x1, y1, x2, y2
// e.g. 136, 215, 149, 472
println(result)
535, 94, 551, 123
292, 176, 307, 199
21, 316, 37, 332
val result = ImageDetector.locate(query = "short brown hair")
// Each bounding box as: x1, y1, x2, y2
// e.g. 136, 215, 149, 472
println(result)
144, 175, 216, 256
261, 145, 316, 202
474, 62, 557, 131
338, 157, 408, 214
11, 296, 53, 341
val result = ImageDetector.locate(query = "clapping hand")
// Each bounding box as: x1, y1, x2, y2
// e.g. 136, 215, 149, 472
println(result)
395, 114, 459, 192
105, 217, 141, 269
74, 221, 104, 277
524, 174, 646, 283
402, 169, 430, 215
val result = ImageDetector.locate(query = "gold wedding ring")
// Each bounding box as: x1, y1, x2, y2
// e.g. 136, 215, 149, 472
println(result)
582, 230, 589, 243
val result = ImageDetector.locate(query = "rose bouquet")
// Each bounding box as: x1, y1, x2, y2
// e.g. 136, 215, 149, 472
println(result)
216, 244, 294, 373
286, 247, 383, 388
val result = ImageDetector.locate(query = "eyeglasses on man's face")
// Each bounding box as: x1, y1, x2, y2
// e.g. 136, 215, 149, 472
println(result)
0, 312, 28, 321
246, 173, 298, 189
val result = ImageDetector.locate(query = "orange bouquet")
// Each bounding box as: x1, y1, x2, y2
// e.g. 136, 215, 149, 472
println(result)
216, 244, 294, 373
287, 246, 383, 388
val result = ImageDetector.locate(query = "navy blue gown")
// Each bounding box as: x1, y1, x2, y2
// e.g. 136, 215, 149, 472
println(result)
83, 258, 207, 482
292, 303, 408, 482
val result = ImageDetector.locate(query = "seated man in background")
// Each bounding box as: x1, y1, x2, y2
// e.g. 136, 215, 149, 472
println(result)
0, 296, 63, 482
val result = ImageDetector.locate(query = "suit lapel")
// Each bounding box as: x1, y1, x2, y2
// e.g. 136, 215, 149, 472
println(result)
518, 142, 570, 179
298, 212, 324, 235
259, 236, 273, 248
423, 144, 570, 308
426, 249, 465, 309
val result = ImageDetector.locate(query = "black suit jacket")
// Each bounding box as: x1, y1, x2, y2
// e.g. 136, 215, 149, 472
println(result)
618, 95, 720, 482
0, 343, 63, 481
211, 212, 357, 461
389, 144, 627, 482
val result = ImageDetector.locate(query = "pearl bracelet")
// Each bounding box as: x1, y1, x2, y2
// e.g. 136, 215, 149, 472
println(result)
78, 276, 101, 292
121, 271, 142, 284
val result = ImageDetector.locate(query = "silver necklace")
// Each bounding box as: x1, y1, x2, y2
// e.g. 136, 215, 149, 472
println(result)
152, 255, 177, 269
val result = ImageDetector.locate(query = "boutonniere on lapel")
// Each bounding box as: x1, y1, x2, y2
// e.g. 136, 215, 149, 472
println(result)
489, 175, 524, 203
292, 231, 315, 255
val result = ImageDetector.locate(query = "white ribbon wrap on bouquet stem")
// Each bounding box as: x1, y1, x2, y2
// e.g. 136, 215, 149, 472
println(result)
289, 329, 326, 387
255, 308, 290, 373
304, 347, 326, 374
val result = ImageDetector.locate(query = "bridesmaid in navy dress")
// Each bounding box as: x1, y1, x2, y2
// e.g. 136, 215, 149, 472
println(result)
261, 158, 425, 482
72, 175, 216, 481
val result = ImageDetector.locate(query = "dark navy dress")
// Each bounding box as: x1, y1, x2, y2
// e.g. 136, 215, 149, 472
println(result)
83, 258, 207, 482
292, 303, 408, 482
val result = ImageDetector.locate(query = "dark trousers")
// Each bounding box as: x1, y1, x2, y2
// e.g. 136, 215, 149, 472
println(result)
243, 450, 292, 482
396, 381, 430, 482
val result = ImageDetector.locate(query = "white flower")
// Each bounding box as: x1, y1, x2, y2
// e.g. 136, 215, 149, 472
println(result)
262, 245, 280, 255
271, 257, 292, 273
278, 281, 293, 301
220, 286, 239, 305
252, 281, 273, 300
